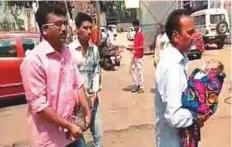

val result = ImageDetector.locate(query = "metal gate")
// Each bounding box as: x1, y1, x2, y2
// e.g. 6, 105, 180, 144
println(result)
138, 0, 180, 52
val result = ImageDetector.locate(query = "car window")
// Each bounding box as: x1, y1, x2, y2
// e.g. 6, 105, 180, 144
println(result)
194, 15, 206, 25
0, 39, 17, 57
111, 25, 116, 29
22, 38, 40, 53
210, 14, 225, 24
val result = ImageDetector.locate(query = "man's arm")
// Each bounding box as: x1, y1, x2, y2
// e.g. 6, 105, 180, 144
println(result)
161, 64, 193, 128
92, 47, 101, 105
77, 86, 92, 130
73, 64, 92, 130
38, 107, 82, 138
20, 57, 82, 138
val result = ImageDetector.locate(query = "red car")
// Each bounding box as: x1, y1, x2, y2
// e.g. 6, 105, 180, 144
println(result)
0, 32, 40, 100
187, 32, 205, 60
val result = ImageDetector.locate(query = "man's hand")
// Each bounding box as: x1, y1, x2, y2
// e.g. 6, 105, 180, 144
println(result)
78, 86, 92, 131
84, 116, 91, 131
67, 123, 83, 139
91, 95, 97, 108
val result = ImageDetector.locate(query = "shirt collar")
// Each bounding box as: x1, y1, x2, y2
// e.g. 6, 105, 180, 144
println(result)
74, 39, 94, 51
42, 40, 67, 55
168, 44, 189, 68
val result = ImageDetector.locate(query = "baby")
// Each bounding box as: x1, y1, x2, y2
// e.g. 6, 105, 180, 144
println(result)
180, 59, 226, 147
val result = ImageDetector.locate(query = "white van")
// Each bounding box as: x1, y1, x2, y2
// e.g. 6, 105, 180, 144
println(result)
191, 8, 230, 49
127, 27, 136, 41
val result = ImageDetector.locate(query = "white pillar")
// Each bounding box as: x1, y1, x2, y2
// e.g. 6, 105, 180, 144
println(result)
208, 0, 211, 9
221, 0, 225, 8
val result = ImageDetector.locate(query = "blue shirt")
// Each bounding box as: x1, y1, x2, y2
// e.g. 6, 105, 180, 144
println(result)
69, 39, 100, 97
155, 44, 193, 147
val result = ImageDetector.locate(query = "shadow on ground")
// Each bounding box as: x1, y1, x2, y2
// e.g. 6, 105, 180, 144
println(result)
122, 85, 134, 92
150, 88, 156, 94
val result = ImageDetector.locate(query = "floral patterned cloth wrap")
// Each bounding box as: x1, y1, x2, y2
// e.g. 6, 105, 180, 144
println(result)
180, 68, 226, 147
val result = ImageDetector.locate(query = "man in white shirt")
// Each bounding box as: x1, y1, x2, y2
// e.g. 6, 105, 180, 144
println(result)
107, 26, 115, 46
155, 9, 196, 147
154, 26, 170, 67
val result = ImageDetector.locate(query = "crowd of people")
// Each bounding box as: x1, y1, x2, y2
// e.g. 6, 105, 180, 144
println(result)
20, 3, 226, 147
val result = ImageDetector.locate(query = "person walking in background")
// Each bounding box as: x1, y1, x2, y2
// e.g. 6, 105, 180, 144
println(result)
155, 9, 195, 147
69, 12, 103, 147
127, 19, 145, 93
107, 26, 115, 46
20, 3, 91, 147
154, 25, 169, 67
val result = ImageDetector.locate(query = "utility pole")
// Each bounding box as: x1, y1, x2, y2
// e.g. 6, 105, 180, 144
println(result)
95, 1, 100, 27
64, 0, 71, 26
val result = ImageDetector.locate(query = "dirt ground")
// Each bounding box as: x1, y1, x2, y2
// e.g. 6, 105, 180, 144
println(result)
0, 33, 231, 147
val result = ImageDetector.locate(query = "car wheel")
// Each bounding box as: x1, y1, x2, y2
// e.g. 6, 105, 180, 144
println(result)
216, 20, 228, 35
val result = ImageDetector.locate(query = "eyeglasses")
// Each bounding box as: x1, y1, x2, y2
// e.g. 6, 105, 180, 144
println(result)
42, 21, 68, 30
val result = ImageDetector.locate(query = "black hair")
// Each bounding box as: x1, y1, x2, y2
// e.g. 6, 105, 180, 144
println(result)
165, 9, 191, 40
35, 3, 66, 33
75, 12, 93, 28
132, 19, 140, 26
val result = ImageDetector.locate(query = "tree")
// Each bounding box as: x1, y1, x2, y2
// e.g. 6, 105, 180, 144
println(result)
5, 1, 74, 30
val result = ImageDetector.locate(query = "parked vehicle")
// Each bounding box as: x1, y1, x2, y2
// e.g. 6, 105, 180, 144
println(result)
191, 8, 230, 49
187, 33, 204, 60
0, 33, 40, 100
108, 24, 117, 38
99, 40, 121, 71
127, 27, 136, 41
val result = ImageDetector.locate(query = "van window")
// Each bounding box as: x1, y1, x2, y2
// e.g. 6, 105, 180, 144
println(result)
194, 15, 206, 25
210, 14, 225, 24
0, 39, 17, 57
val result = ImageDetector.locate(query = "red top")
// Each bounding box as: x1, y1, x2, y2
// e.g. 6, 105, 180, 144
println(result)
91, 26, 100, 46
133, 31, 144, 58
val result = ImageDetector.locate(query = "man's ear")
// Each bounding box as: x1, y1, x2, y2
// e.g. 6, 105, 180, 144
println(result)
172, 30, 179, 43
76, 28, 80, 36
42, 27, 48, 36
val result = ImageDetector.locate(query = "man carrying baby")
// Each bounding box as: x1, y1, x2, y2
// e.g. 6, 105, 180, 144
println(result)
155, 9, 195, 147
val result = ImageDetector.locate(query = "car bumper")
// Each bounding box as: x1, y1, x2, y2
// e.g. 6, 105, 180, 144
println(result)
203, 35, 228, 42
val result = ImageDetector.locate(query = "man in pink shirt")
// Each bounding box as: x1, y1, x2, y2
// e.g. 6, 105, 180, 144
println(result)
20, 3, 91, 147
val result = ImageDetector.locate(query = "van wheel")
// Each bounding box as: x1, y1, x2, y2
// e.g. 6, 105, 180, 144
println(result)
216, 21, 228, 34
217, 41, 224, 49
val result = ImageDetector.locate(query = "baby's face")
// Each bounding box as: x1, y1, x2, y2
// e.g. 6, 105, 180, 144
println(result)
205, 61, 222, 75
